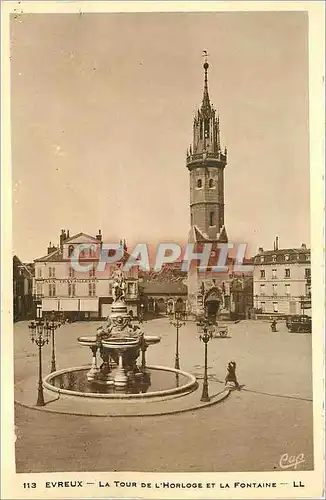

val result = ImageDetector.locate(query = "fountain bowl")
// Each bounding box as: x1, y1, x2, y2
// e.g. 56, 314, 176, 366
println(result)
43, 365, 197, 400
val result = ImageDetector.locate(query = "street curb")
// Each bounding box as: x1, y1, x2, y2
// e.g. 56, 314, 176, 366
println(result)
14, 388, 231, 418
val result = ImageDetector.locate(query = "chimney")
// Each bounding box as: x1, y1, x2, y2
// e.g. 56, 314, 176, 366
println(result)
67, 229, 70, 239
47, 242, 56, 255
123, 239, 127, 252
301, 243, 307, 250
275, 236, 279, 251
96, 229, 102, 242
59, 229, 65, 247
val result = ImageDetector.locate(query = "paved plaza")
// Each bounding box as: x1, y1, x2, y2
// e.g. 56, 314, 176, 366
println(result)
14, 317, 313, 473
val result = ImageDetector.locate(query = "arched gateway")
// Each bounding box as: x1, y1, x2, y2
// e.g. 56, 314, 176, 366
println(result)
204, 287, 221, 322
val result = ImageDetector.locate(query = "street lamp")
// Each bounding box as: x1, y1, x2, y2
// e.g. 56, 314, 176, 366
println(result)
140, 332, 148, 371
169, 310, 186, 370
45, 316, 61, 373
139, 303, 145, 324
28, 319, 50, 406
197, 316, 213, 402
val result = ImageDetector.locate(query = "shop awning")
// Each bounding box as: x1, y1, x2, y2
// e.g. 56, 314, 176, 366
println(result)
79, 299, 98, 312
42, 299, 59, 312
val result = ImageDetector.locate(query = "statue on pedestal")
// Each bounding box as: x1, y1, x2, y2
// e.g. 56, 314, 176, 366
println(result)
112, 269, 126, 303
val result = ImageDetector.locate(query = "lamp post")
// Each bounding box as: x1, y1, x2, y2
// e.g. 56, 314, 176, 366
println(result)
197, 316, 213, 402
28, 319, 50, 406
139, 303, 145, 324
169, 310, 186, 370
45, 316, 61, 373
140, 333, 148, 371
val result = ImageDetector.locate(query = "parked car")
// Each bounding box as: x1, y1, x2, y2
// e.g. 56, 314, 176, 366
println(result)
286, 315, 312, 333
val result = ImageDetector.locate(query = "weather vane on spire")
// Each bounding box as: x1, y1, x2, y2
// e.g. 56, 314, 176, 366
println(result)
202, 50, 209, 65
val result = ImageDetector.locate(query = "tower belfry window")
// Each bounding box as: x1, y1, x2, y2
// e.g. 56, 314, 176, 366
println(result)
197, 179, 202, 188
204, 119, 209, 138
209, 212, 215, 227
209, 178, 214, 188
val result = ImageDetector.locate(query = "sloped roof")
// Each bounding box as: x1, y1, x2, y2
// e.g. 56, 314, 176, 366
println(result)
140, 280, 188, 295
35, 249, 64, 263
13, 255, 34, 278
255, 247, 310, 256
63, 232, 100, 244
192, 224, 228, 243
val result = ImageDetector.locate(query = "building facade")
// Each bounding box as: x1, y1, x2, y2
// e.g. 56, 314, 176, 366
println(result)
33, 230, 139, 320
186, 59, 231, 319
139, 280, 188, 316
253, 239, 311, 317
13, 256, 34, 321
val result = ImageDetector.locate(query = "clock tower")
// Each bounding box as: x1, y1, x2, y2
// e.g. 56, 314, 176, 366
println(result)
186, 58, 230, 318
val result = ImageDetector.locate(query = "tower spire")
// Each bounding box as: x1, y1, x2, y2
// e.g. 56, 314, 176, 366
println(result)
202, 51, 211, 112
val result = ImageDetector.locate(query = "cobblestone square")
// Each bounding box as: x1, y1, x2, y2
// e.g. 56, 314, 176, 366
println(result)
14, 318, 313, 473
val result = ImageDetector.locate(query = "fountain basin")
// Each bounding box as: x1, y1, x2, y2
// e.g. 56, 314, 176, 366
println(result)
43, 365, 197, 400
102, 338, 140, 349
77, 334, 160, 348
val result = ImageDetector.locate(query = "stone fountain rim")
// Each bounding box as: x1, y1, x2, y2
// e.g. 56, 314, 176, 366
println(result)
43, 365, 197, 400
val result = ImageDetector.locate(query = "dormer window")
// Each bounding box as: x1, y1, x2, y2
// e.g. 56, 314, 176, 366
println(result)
197, 179, 202, 188
272, 255, 277, 262
285, 254, 289, 261
260, 256, 264, 263
209, 178, 214, 188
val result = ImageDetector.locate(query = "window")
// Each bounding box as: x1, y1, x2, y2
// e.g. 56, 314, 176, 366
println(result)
305, 268, 311, 279
197, 179, 202, 188
37, 268, 42, 278
69, 267, 75, 278
260, 302, 266, 312
49, 284, 56, 297
260, 284, 265, 295
273, 302, 278, 313
89, 244, 95, 257
285, 254, 289, 261
209, 178, 214, 188
272, 255, 276, 262
260, 270, 265, 278
260, 256, 264, 264
68, 283, 76, 297
285, 268, 290, 278
209, 211, 215, 227
36, 283, 43, 296
89, 267, 96, 277
204, 119, 209, 138
48, 267, 55, 278
68, 245, 74, 257
272, 269, 277, 279
89, 282, 96, 297
272, 284, 277, 296
285, 284, 291, 296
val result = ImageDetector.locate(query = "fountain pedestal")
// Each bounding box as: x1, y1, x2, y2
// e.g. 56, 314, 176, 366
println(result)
78, 296, 160, 391
114, 351, 128, 388
87, 345, 100, 381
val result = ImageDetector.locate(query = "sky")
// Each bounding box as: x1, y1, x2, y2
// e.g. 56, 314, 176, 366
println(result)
10, 11, 310, 262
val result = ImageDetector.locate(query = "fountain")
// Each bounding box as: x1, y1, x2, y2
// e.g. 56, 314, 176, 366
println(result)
78, 272, 160, 390
43, 273, 197, 400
